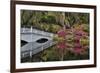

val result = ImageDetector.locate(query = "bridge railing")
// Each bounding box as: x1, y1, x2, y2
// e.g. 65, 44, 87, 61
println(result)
21, 40, 55, 59
21, 27, 53, 37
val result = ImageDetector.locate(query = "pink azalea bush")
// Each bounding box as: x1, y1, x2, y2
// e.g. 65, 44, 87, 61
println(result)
72, 25, 89, 55
55, 29, 67, 60
54, 24, 89, 60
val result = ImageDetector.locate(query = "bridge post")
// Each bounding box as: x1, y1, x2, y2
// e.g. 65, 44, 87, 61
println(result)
31, 26, 32, 33
29, 50, 32, 62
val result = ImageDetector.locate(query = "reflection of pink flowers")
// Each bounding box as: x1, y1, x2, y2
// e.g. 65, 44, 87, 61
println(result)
57, 29, 66, 38
57, 42, 67, 49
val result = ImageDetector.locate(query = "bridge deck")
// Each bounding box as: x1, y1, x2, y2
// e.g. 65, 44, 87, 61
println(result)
21, 40, 54, 58
21, 28, 55, 59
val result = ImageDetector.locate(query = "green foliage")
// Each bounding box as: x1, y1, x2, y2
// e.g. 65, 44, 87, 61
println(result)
41, 47, 59, 61
21, 10, 89, 29
65, 13, 89, 26
40, 15, 56, 24
80, 38, 89, 46
82, 24, 89, 33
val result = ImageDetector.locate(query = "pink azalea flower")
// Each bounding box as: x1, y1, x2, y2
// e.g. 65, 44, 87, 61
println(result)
74, 36, 80, 43
57, 42, 67, 49
74, 43, 82, 48
74, 48, 82, 54
57, 29, 66, 37
75, 31, 83, 36
74, 30, 87, 36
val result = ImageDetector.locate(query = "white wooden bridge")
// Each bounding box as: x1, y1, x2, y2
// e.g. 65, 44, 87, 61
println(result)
21, 27, 55, 59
